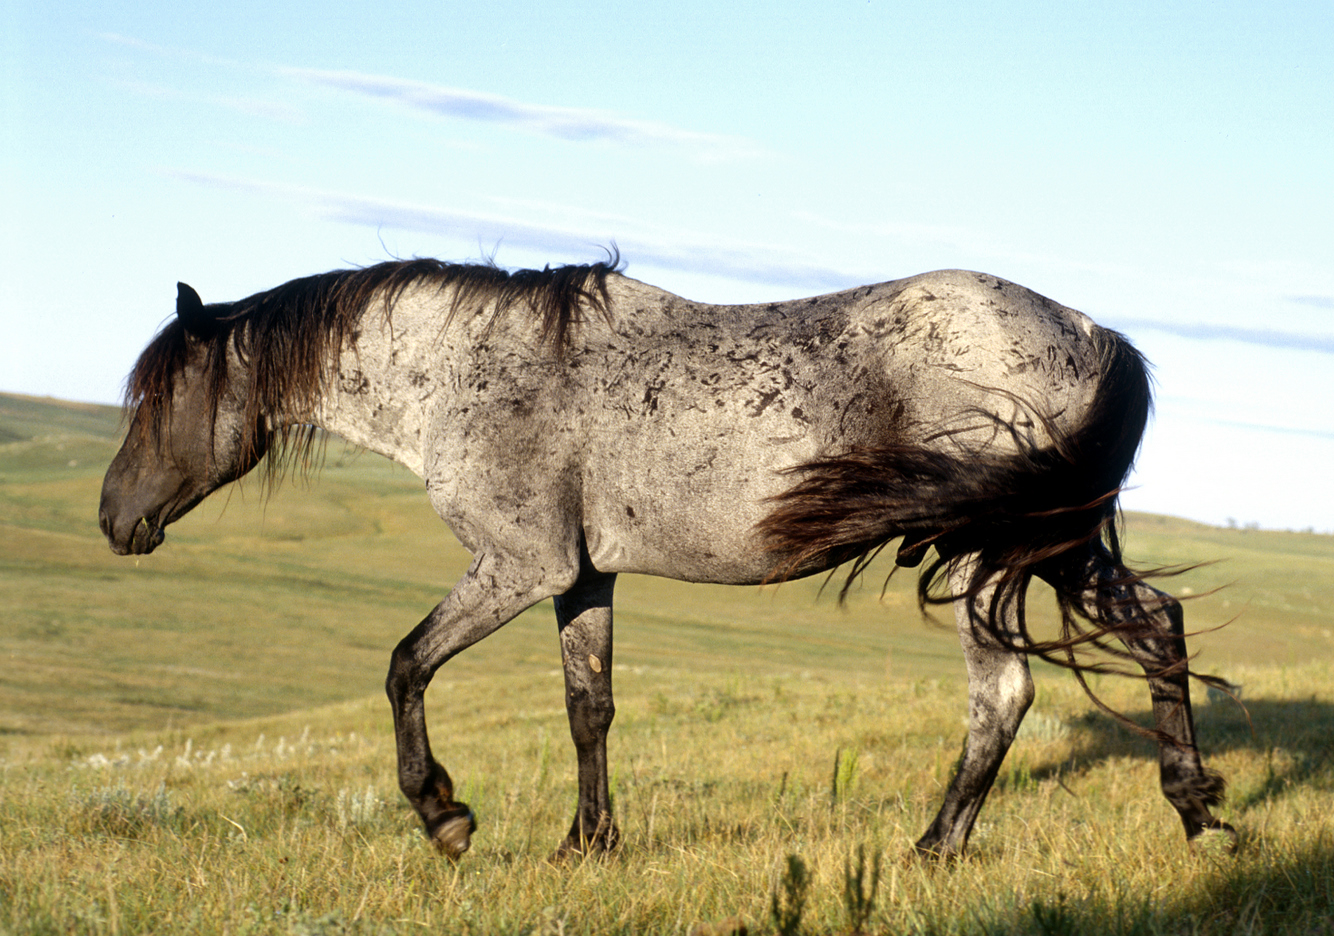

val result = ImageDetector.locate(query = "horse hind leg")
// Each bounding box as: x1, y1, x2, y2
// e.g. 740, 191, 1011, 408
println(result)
552, 564, 620, 860
916, 553, 1034, 859
1072, 546, 1235, 848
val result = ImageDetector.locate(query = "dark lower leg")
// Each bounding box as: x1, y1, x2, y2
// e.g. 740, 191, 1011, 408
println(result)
385, 555, 554, 858
385, 680, 475, 857
553, 569, 619, 858
1122, 582, 1232, 843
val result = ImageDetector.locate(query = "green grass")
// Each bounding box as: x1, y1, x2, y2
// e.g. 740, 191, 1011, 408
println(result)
0, 393, 968, 737
3, 392, 1334, 934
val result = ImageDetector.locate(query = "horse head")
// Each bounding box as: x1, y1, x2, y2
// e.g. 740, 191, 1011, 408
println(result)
99, 283, 267, 555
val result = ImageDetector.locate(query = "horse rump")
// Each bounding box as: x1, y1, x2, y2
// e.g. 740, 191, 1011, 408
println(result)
756, 325, 1172, 682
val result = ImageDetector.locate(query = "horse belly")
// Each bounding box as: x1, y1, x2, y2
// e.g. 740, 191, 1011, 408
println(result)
578, 421, 816, 585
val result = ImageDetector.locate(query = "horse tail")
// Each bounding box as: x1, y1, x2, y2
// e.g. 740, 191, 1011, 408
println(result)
757, 325, 1170, 679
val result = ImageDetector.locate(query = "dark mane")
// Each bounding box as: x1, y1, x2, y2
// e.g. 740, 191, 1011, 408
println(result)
124, 256, 619, 478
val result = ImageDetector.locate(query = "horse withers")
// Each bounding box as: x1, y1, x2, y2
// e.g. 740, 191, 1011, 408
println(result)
99, 258, 1235, 859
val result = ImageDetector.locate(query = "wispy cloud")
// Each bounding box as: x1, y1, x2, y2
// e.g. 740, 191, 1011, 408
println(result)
100, 33, 763, 161
98, 32, 246, 69
104, 75, 307, 125
281, 68, 765, 161
788, 210, 1140, 281
158, 170, 1334, 346
166, 171, 857, 291
1108, 317, 1334, 355
100, 35, 306, 124
99, 32, 176, 55
1288, 295, 1334, 310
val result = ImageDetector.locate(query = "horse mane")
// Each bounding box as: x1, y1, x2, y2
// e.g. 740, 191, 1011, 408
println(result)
124, 255, 619, 480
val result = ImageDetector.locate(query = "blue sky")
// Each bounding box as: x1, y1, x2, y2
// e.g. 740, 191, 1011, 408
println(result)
3, 0, 1331, 531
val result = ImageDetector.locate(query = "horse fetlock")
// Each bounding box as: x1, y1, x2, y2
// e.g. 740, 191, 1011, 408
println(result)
1194, 768, 1228, 806
551, 813, 620, 862
590, 817, 621, 851
912, 836, 965, 863
1163, 768, 1227, 811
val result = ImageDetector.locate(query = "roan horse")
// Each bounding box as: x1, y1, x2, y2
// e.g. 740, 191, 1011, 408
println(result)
99, 257, 1235, 860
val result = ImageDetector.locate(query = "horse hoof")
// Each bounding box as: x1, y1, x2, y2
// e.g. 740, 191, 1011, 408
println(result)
431, 811, 476, 860
1190, 822, 1239, 856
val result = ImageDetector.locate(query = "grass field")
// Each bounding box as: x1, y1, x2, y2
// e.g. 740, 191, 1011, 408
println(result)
3, 391, 1333, 935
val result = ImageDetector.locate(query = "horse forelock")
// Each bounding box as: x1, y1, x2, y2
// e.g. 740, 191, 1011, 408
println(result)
123, 317, 211, 447
122, 256, 619, 479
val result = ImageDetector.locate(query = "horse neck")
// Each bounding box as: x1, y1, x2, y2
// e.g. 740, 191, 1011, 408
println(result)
306, 287, 450, 477
302, 274, 669, 476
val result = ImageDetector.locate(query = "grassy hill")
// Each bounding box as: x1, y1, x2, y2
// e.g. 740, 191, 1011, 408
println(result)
3, 391, 1330, 737
3, 391, 1333, 935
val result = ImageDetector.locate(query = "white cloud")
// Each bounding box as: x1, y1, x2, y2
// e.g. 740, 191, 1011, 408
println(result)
99, 34, 760, 161
1288, 295, 1334, 310
281, 68, 767, 161
1108, 317, 1334, 356
165, 171, 858, 290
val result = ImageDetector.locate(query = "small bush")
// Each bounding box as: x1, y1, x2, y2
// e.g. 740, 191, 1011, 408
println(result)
68, 782, 181, 838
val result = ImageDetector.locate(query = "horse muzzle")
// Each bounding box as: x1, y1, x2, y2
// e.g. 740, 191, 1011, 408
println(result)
100, 508, 166, 556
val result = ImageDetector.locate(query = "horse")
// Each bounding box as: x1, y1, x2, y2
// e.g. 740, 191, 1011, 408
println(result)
99, 257, 1235, 860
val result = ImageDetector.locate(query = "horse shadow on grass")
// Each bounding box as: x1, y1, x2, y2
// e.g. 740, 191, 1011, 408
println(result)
957, 831, 1334, 935
1016, 694, 1334, 812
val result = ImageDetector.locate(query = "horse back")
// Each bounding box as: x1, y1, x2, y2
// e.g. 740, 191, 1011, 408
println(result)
420, 271, 1114, 584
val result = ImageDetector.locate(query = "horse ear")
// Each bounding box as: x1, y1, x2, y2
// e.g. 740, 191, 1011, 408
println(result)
176, 282, 216, 337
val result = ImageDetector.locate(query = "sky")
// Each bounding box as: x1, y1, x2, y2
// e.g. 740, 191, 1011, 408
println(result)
3, 0, 1331, 532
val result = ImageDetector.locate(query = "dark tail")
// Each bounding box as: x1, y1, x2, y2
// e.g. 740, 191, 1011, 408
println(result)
757, 326, 1168, 677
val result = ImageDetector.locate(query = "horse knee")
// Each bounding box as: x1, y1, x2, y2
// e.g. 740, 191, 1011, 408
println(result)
385, 638, 427, 702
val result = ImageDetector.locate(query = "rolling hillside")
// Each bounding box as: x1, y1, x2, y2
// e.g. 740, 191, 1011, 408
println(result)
4, 392, 1334, 935
2, 391, 1331, 737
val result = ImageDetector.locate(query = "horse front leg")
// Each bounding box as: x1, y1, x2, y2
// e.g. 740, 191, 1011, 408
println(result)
552, 567, 620, 859
916, 554, 1034, 859
386, 551, 564, 858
